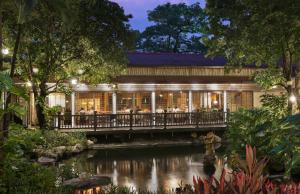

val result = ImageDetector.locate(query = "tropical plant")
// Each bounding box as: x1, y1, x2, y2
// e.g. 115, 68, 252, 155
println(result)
193, 145, 300, 194
226, 107, 300, 176
0, 71, 28, 178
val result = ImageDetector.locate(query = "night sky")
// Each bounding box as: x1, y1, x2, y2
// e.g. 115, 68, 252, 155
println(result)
112, 0, 206, 31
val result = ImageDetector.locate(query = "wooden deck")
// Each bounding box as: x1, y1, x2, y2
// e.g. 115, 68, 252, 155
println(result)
52, 111, 227, 135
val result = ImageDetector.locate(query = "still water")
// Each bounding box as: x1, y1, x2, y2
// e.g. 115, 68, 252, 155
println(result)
62, 146, 225, 192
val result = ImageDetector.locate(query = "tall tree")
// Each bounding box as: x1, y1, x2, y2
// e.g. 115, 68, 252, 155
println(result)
1, 0, 69, 135
205, 0, 300, 111
4, 0, 135, 129
137, 3, 207, 53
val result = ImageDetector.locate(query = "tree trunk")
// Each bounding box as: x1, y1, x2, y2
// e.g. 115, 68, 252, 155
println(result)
34, 82, 48, 129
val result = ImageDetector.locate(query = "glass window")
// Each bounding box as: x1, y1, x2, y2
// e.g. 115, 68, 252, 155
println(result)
227, 91, 253, 112
48, 93, 66, 108
192, 91, 223, 111
75, 92, 112, 113
117, 92, 151, 113
156, 91, 188, 112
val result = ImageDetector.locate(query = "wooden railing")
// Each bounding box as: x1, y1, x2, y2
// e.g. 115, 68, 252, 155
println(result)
50, 110, 227, 130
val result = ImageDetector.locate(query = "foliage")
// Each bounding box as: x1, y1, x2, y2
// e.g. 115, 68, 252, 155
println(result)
253, 68, 287, 91
0, 124, 85, 193
0, 71, 28, 118
205, 0, 300, 109
260, 94, 288, 119
193, 145, 300, 194
0, 158, 71, 194
3, 0, 135, 129
137, 3, 207, 53
227, 107, 300, 176
42, 131, 87, 148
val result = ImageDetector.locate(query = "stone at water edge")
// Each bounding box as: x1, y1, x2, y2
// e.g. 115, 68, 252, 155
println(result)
63, 175, 111, 189
37, 156, 56, 165
87, 140, 94, 148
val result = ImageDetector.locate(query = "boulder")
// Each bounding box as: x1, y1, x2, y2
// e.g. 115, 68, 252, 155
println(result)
63, 175, 111, 189
87, 140, 94, 148
38, 156, 56, 165
52, 146, 67, 158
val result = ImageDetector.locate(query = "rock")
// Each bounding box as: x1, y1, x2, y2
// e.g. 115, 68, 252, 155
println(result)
52, 146, 67, 158
70, 143, 84, 154
63, 175, 111, 189
38, 156, 56, 165
87, 140, 94, 148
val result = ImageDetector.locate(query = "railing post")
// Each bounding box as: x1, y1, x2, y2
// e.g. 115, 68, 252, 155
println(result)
129, 110, 133, 130
57, 112, 61, 129
163, 109, 167, 129
195, 109, 199, 129
94, 111, 97, 131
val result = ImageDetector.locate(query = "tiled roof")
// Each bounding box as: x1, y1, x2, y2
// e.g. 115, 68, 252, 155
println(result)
127, 52, 227, 67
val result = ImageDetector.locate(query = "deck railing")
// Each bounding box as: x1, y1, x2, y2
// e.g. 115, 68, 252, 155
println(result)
50, 110, 227, 130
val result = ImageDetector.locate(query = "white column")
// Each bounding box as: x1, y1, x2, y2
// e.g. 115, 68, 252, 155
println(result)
207, 92, 212, 109
151, 91, 156, 113
223, 91, 227, 112
188, 90, 192, 112
71, 92, 75, 127
112, 92, 117, 114
203, 93, 207, 108
223, 91, 227, 122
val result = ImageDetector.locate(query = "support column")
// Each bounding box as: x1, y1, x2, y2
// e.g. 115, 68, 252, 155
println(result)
112, 92, 117, 114
71, 92, 75, 127
188, 90, 193, 124
207, 92, 212, 109
151, 91, 156, 113
188, 90, 193, 112
223, 91, 227, 112
151, 91, 156, 126
223, 91, 227, 122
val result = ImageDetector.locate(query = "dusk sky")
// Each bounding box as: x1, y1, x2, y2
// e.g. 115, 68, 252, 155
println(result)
112, 0, 206, 31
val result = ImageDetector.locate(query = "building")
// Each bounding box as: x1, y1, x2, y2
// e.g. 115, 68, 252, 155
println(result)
28, 52, 282, 127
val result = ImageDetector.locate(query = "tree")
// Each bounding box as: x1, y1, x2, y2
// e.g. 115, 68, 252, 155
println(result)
1, 0, 70, 138
205, 0, 300, 112
3, 0, 135, 129
137, 3, 207, 53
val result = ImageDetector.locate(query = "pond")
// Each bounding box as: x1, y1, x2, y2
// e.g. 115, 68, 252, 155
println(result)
61, 145, 225, 193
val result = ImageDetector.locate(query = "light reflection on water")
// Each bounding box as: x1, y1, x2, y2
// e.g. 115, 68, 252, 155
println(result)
63, 146, 224, 193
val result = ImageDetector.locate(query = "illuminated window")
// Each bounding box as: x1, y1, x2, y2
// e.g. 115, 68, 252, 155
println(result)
117, 92, 151, 113
156, 91, 188, 112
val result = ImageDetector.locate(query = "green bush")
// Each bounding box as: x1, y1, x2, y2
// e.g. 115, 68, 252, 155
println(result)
0, 125, 87, 194
43, 131, 87, 148
226, 107, 300, 176
4, 124, 45, 158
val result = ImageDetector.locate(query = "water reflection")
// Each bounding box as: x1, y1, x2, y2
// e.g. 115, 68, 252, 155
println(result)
64, 146, 224, 192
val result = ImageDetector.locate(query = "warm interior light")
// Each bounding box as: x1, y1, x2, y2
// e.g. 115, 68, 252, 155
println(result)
71, 79, 77, 85
2, 48, 9, 55
213, 100, 218, 105
289, 94, 296, 103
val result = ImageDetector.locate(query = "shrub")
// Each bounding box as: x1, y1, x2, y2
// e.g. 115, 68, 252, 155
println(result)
193, 145, 300, 194
226, 108, 300, 176
43, 131, 87, 148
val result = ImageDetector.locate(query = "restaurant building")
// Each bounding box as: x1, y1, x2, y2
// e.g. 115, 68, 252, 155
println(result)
28, 52, 281, 126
